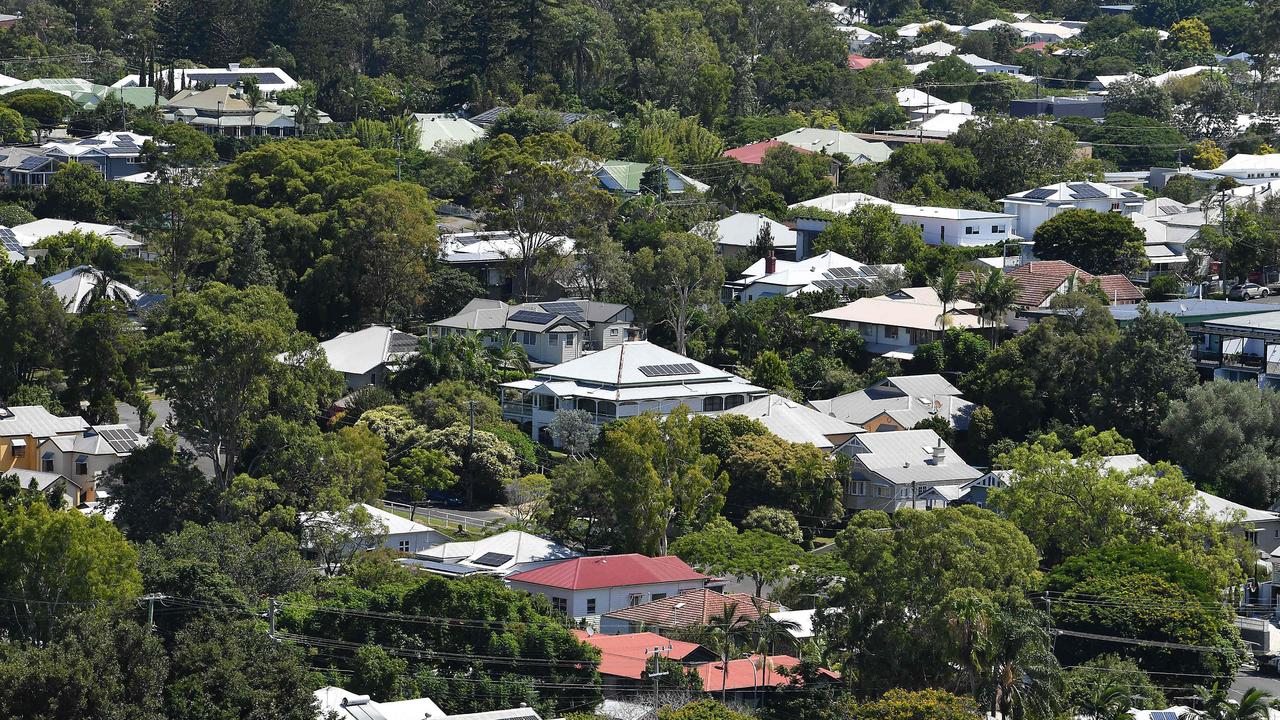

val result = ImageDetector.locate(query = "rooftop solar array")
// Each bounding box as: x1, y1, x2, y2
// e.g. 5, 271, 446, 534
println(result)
638, 363, 699, 377
388, 331, 419, 354
16, 155, 49, 171
1068, 182, 1107, 199
471, 552, 514, 567
508, 309, 557, 325
827, 265, 877, 279
539, 301, 586, 320
0, 228, 21, 254
98, 427, 141, 454
1022, 187, 1055, 200
1149, 713, 1178, 720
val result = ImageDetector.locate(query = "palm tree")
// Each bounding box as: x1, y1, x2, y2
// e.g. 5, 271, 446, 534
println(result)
1076, 681, 1143, 720
241, 76, 264, 138
931, 266, 962, 331
978, 606, 1061, 720
72, 265, 134, 313
969, 268, 1020, 348
1189, 685, 1276, 720
940, 589, 996, 698
706, 602, 751, 703
485, 333, 531, 376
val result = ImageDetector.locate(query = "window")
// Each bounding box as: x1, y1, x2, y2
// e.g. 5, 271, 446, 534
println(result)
10, 443, 24, 459
884, 326, 899, 339
850, 480, 866, 496
629, 593, 643, 606
859, 323, 875, 337
41, 458, 53, 472
609, 328, 619, 336
703, 396, 724, 412
75, 460, 88, 476
965, 226, 978, 235
651, 593, 666, 601
398, 540, 410, 552
875, 485, 890, 498
551, 597, 568, 614
992, 225, 1005, 233
586, 598, 596, 614
1246, 530, 1260, 547
519, 331, 537, 346
564, 333, 574, 347
1110, 202, 1121, 211
1274, 528, 1279, 539
126, 156, 145, 164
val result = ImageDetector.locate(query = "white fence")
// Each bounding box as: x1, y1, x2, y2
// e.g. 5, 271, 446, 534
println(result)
378, 500, 504, 533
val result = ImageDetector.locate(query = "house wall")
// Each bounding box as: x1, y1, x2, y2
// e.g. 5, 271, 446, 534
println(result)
852, 321, 936, 355
0, 434, 39, 472
343, 368, 379, 391
741, 282, 803, 302
384, 529, 451, 555
862, 414, 908, 432
1005, 198, 1140, 238
510, 390, 765, 445
517, 329, 582, 365
38, 446, 117, 494
903, 215, 1013, 247
1218, 169, 1280, 186
510, 579, 714, 619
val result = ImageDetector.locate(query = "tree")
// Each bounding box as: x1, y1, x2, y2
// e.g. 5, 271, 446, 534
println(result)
1103, 77, 1172, 121
504, 473, 552, 526
102, 434, 219, 541
0, 263, 66, 397
0, 497, 142, 640
671, 524, 803, 596
338, 182, 437, 324
952, 116, 1081, 198
547, 409, 600, 455
756, 145, 834, 204
223, 218, 278, 289
1096, 306, 1197, 452
1179, 75, 1247, 141
750, 350, 792, 390
741, 506, 803, 544
39, 162, 108, 222
658, 699, 754, 720
967, 268, 1021, 347
62, 301, 145, 424
420, 267, 485, 321
568, 232, 632, 300
423, 422, 520, 505
148, 283, 343, 491
811, 205, 925, 264
1169, 18, 1212, 55
1187, 686, 1276, 720
1032, 209, 1147, 276
1191, 138, 1227, 169
1064, 655, 1164, 718
139, 521, 312, 605
721, 432, 844, 530
304, 503, 390, 574
390, 448, 458, 503
546, 459, 615, 550
632, 232, 725, 355
848, 688, 982, 719
1159, 380, 1280, 507
599, 407, 728, 554
1134, 0, 1205, 27
0, 106, 29, 142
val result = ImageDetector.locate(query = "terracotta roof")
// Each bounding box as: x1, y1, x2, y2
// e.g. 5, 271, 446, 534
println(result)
506, 554, 709, 590
1019, 41, 1050, 53
694, 655, 839, 691
601, 589, 777, 628
722, 139, 813, 166
963, 260, 1143, 307
572, 630, 710, 680
847, 53, 883, 70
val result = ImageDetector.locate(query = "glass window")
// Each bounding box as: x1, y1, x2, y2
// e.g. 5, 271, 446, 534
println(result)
75, 461, 88, 476
586, 598, 596, 613
965, 226, 978, 235
992, 225, 1004, 233
398, 540, 410, 552
703, 396, 724, 412
520, 331, 537, 345
850, 481, 866, 496
11, 443, 24, 458
609, 328, 619, 336
884, 326, 899, 339
41, 458, 53, 472
651, 593, 666, 601
552, 597, 568, 613
564, 333, 574, 347
724, 395, 745, 409
629, 594, 642, 606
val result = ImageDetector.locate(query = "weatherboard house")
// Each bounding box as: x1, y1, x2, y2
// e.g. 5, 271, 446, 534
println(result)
500, 341, 767, 445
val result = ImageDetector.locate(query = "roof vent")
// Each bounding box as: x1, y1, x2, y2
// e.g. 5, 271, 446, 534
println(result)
0, 405, 11, 419
341, 696, 371, 707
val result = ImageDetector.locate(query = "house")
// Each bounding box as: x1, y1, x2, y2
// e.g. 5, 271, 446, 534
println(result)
809, 287, 984, 360
304, 503, 452, 556
846, 53, 883, 70
1008, 96, 1106, 120
114, 64, 299, 94
700, 212, 799, 260
411, 113, 486, 151
13, 218, 142, 255
1011, 21, 1081, 42
716, 394, 864, 452
896, 87, 947, 113
837, 26, 881, 53
162, 85, 332, 137
468, 106, 587, 129
600, 588, 779, 635
592, 160, 709, 196
722, 139, 815, 167
1127, 212, 1193, 281
4, 132, 153, 186
429, 298, 640, 366
965, 18, 1017, 33
956, 53, 1021, 74
1021, 299, 1277, 331
403, 530, 579, 578
500, 341, 767, 444
912, 40, 957, 58
42, 266, 144, 313
316, 325, 419, 390
999, 260, 1144, 311
787, 191, 1016, 256
911, 111, 976, 137
0, 405, 145, 496
808, 374, 975, 432
1210, 154, 1280, 186
896, 21, 964, 38
315, 686, 542, 720
1187, 310, 1280, 390
727, 250, 901, 301
439, 230, 577, 299
695, 655, 838, 700
7, 468, 94, 508
572, 630, 716, 692
506, 554, 719, 619
1002, 181, 1146, 238
765, 608, 845, 657
844, 428, 982, 511
772, 128, 891, 164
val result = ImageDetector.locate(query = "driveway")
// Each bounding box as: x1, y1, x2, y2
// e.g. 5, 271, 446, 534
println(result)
117, 396, 217, 478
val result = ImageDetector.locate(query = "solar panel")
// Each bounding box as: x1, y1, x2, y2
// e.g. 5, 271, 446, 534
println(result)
540, 301, 586, 320
471, 552, 514, 567
1150, 713, 1178, 720
388, 331, 419, 353
638, 363, 699, 377
16, 156, 48, 171
1068, 182, 1107, 199
100, 427, 140, 454
812, 279, 839, 290
1023, 188, 1055, 200
508, 310, 556, 325
0, 228, 21, 254
827, 266, 859, 279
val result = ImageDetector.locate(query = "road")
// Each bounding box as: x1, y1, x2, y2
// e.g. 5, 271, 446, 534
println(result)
1233, 668, 1280, 699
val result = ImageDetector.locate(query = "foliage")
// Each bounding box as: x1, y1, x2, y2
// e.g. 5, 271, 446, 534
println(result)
721, 430, 843, 530
0, 263, 66, 398
671, 524, 803, 596
390, 448, 459, 503
1103, 78, 1172, 121
848, 688, 982, 720
545, 459, 615, 551
811, 204, 925, 264
740, 506, 803, 545
547, 409, 600, 455
139, 521, 313, 606
952, 116, 1086, 198
1063, 655, 1165, 716
424, 422, 520, 505
658, 700, 754, 720
39, 162, 108, 222
1032, 209, 1147, 276
908, 328, 990, 375
103, 434, 220, 541
632, 232, 725, 355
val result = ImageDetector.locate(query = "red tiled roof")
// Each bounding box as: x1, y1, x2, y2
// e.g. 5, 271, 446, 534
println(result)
601, 588, 777, 628
848, 53, 883, 70
694, 655, 839, 691
573, 630, 709, 680
507, 554, 710, 590
999, 260, 1143, 307
722, 139, 813, 166
1095, 274, 1145, 303
1019, 41, 1050, 54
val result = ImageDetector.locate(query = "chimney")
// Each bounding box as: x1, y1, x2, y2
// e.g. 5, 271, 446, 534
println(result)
766, 250, 777, 275
930, 440, 947, 464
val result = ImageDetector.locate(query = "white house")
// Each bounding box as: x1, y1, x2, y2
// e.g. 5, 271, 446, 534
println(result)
500, 341, 767, 444
114, 64, 299, 94
728, 250, 901, 301
787, 191, 1015, 254
956, 53, 1021, 74
316, 686, 542, 720
836, 25, 880, 53
7, 468, 94, 508
42, 266, 143, 314
772, 127, 891, 164
808, 374, 975, 432
1002, 181, 1146, 238
1211, 153, 1280, 186
1011, 21, 1081, 42
305, 503, 452, 556
896, 21, 964, 38
0, 404, 146, 502
699, 212, 799, 260
405, 530, 580, 578
895, 88, 947, 113
845, 429, 982, 511
506, 553, 719, 618
315, 325, 419, 390
809, 287, 983, 360
13, 218, 142, 255
411, 112, 486, 151
716, 394, 864, 452
429, 298, 640, 365
913, 40, 957, 58
439, 229, 577, 298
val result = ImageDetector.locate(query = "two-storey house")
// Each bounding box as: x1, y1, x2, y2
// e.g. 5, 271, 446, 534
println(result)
429, 298, 640, 367
506, 554, 720, 619
1002, 181, 1146, 239
809, 287, 984, 360
0, 405, 145, 505
808, 374, 975, 432
6, 132, 153, 186
844, 428, 982, 511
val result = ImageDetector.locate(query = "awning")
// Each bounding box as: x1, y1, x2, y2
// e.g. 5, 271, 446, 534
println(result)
74, 454, 87, 462
41, 451, 53, 459
10, 438, 25, 447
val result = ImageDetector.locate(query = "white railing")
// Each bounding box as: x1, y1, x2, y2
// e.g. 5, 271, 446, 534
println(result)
378, 500, 506, 533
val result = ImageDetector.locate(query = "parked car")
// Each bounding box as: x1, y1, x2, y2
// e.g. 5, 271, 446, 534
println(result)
1229, 283, 1270, 300
427, 489, 465, 508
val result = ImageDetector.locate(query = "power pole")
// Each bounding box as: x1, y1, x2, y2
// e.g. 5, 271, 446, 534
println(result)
647, 645, 670, 705
140, 593, 166, 630
394, 132, 403, 181
268, 596, 278, 636
465, 400, 477, 507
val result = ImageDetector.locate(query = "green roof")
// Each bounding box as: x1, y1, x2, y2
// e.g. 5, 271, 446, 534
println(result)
598, 160, 649, 193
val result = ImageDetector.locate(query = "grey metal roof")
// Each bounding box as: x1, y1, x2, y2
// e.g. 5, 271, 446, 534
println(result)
850, 429, 981, 485
882, 374, 962, 398
0, 405, 90, 438
809, 375, 970, 428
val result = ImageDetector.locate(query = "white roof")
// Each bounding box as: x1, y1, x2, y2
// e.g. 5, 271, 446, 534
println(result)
42, 266, 143, 312
317, 325, 418, 376
1095, 73, 1140, 88
906, 61, 934, 75
772, 128, 891, 163
914, 40, 957, 56
1217, 153, 1280, 174
440, 230, 575, 264
956, 53, 1017, 70
411, 113, 486, 151
810, 287, 983, 331
835, 26, 880, 40
896, 87, 946, 108
41, 131, 151, 158
13, 218, 138, 249
890, 202, 1014, 221
314, 687, 448, 720
718, 394, 864, 449
532, 340, 735, 386
768, 608, 822, 639
1196, 490, 1279, 524
790, 191, 891, 214
913, 100, 974, 116
1011, 21, 1080, 39
917, 112, 976, 134
897, 21, 963, 37
0, 405, 89, 438
809, 374, 974, 429
849, 429, 982, 485
1150, 65, 1212, 85
740, 250, 866, 280
360, 503, 438, 536
1005, 180, 1144, 203
114, 65, 298, 93
700, 212, 797, 249
421, 530, 579, 572
966, 19, 1015, 31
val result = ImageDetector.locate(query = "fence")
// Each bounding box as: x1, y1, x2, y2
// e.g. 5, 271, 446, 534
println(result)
378, 499, 505, 533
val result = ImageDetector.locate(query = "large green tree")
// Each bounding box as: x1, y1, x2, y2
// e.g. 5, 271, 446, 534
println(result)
811, 204, 925, 264
632, 231, 725, 355
671, 524, 803, 596
1031, 209, 1147, 276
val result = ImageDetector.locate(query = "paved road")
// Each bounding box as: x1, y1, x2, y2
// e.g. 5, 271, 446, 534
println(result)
1233, 668, 1280, 699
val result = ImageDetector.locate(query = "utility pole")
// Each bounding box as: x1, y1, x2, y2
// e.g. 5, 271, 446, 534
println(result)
465, 400, 477, 507
140, 593, 166, 630
268, 596, 278, 637
394, 132, 403, 181
647, 645, 670, 705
